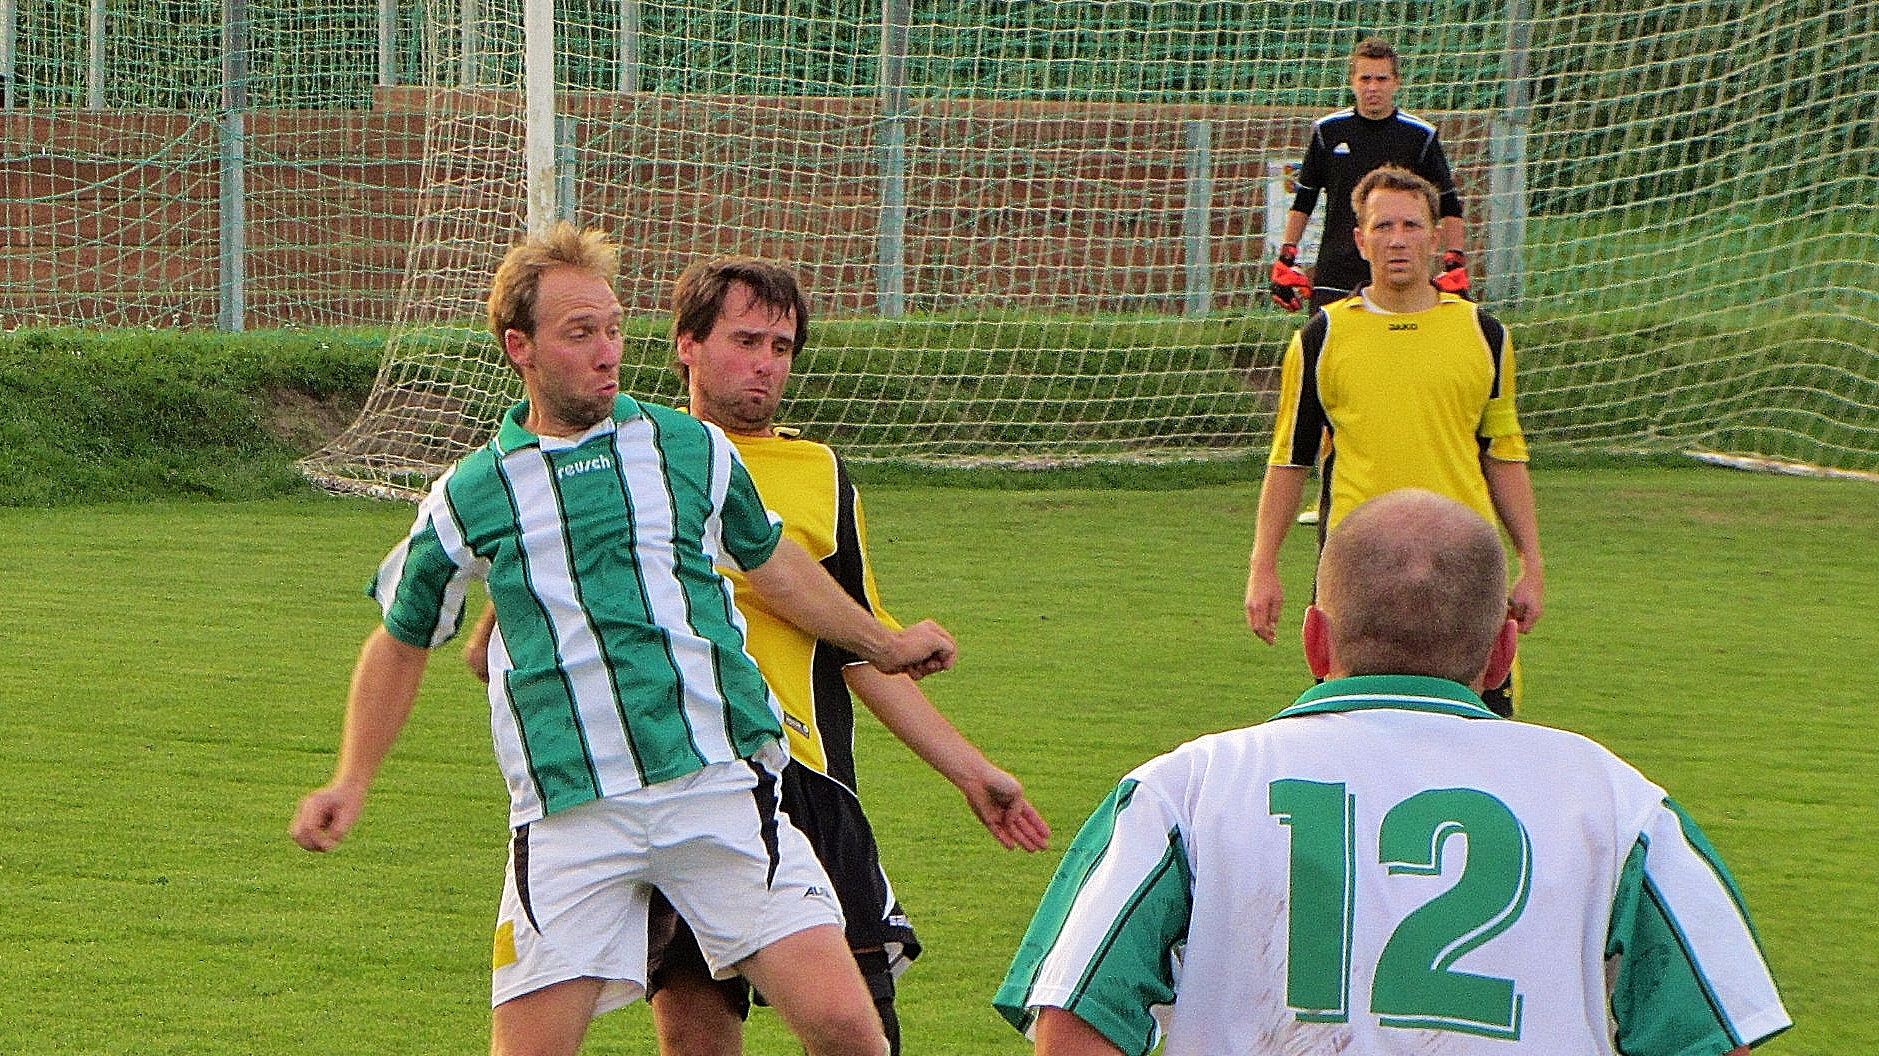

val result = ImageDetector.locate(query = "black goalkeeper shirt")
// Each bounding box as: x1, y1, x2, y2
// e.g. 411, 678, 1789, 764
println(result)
1291, 107, 1463, 292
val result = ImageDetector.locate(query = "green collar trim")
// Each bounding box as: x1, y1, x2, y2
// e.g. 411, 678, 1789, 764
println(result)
1272, 674, 1501, 721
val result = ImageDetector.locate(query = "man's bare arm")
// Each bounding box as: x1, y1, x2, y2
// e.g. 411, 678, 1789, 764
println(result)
744, 537, 955, 678
843, 664, 1049, 851
1481, 456, 1545, 632
1245, 464, 1310, 644
290, 627, 431, 852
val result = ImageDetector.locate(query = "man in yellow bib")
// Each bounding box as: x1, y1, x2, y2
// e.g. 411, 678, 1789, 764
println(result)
1245, 165, 1544, 716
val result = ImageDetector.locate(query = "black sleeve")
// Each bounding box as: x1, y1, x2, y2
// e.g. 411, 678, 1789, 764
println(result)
1284, 312, 1333, 467
819, 453, 872, 667
1291, 128, 1325, 216
1420, 133, 1464, 220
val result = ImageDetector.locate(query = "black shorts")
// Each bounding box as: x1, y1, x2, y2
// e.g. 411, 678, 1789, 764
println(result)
646, 759, 921, 1002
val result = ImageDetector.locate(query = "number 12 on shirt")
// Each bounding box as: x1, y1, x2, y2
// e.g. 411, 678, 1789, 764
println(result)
1269, 780, 1532, 1040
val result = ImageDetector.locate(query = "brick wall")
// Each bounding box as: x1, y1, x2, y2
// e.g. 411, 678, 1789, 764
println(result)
0, 92, 1488, 328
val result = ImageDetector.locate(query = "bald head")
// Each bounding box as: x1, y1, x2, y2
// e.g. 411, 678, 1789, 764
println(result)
1314, 490, 1509, 684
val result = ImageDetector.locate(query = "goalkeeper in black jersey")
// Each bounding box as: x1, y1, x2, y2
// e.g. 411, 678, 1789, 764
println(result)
1270, 38, 1470, 313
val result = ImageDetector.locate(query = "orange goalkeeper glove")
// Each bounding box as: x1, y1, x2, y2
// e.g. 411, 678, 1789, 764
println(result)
1270, 243, 1312, 311
1435, 249, 1470, 294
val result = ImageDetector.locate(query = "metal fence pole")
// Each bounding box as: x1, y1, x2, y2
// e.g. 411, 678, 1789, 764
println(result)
1183, 120, 1215, 317
87, 0, 106, 108
378, 0, 398, 88
1487, 0, 1532, 307
219, 0, 251, 332
460, 0, 479, 86
1, 0, 16, 109
524, 0, 557, 235
618, 0, 640, 93
876, 0, 910, 319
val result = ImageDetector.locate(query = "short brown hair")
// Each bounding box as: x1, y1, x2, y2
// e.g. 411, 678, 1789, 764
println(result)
670, 256, 810, 384
1351, 37, 1400, 78
1317, 490, 1508, 684
1351, 164, 1440, 229
487, 221, 621, 343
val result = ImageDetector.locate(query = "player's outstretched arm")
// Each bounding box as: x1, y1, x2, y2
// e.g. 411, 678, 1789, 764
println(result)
290, 627, 431, 852
1034, 1007, 1126, 1056
744, 536, 956, 678
1246, 464, 1310, 645
844, 664, 1050, 852
1481, 456, 1545, 632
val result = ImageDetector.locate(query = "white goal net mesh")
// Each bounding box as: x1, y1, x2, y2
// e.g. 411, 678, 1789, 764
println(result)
300, 0, 1879, 497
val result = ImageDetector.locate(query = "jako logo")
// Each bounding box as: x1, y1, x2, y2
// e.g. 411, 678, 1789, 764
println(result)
1388, 322, 1419, 331
556, 455, 615, 479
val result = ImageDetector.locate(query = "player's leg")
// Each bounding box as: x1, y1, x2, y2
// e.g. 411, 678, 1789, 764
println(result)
646, 889, 750, 1056
491, 978, 604, 1056
651, 747, 886, 1056
736, 925, 886, 1056
650, 974, 748, 1056
775, 761, 919, 1055
489, 801, 658, 1056
852, 948, 901, 1056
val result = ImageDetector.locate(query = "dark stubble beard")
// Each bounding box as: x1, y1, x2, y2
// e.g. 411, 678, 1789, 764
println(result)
700, 390, 776, 436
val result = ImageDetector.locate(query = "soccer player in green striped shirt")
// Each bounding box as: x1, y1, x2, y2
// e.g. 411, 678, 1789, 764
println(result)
291, 222, 951, 1056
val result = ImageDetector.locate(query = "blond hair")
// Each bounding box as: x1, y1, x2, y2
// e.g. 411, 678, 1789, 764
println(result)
487, 221, 621, 344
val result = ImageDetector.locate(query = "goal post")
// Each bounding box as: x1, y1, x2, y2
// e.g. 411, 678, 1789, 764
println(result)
293, 0, 1879, 497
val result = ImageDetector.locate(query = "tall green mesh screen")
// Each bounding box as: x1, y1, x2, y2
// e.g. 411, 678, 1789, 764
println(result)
0, 2, 400, 328
0, 2, 1870, 491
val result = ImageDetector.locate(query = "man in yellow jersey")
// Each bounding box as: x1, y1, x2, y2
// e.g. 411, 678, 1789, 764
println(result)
468, 256, 1050, 1056
1245, 165, 1543, 716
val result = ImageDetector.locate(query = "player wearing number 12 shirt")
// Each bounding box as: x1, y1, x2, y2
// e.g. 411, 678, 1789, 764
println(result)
996, 490, 1788, 1056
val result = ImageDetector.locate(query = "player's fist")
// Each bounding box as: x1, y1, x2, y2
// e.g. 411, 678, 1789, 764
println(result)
874, 619, 957, 680
291, 784, 366, 852
1270, 243, 1311, 311
1436, 249, 1470, 294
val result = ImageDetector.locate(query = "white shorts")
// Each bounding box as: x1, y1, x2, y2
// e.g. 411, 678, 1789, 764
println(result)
490, 743, 844, 1017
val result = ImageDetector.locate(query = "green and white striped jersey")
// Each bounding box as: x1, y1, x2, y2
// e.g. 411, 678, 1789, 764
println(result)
372, 396, 785, 825
995, 675, 1789, 1056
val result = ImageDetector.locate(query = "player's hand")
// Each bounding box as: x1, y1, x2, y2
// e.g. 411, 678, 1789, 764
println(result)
464, 629, 492, 685
962, 766, 1052, 852
1245, 568, 1284, 646
290, 783, 366, 853
1508, 571, 1544, 633
871, 619, 957, 679
1436, 249, 1470, 294
1270, 243, 1311, 311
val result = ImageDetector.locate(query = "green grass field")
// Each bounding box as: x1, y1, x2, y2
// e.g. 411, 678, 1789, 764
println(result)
2, 464, 1874, 1053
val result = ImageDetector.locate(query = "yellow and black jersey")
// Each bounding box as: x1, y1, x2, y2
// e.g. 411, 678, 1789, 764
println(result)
1269, 291, 1529, 532
717, 428, 898, 793
711, 426, 922, 961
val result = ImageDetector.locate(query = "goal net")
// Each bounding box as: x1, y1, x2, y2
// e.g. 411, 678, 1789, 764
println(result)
282, 0, 1877, 496
0, 3, 418, 329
